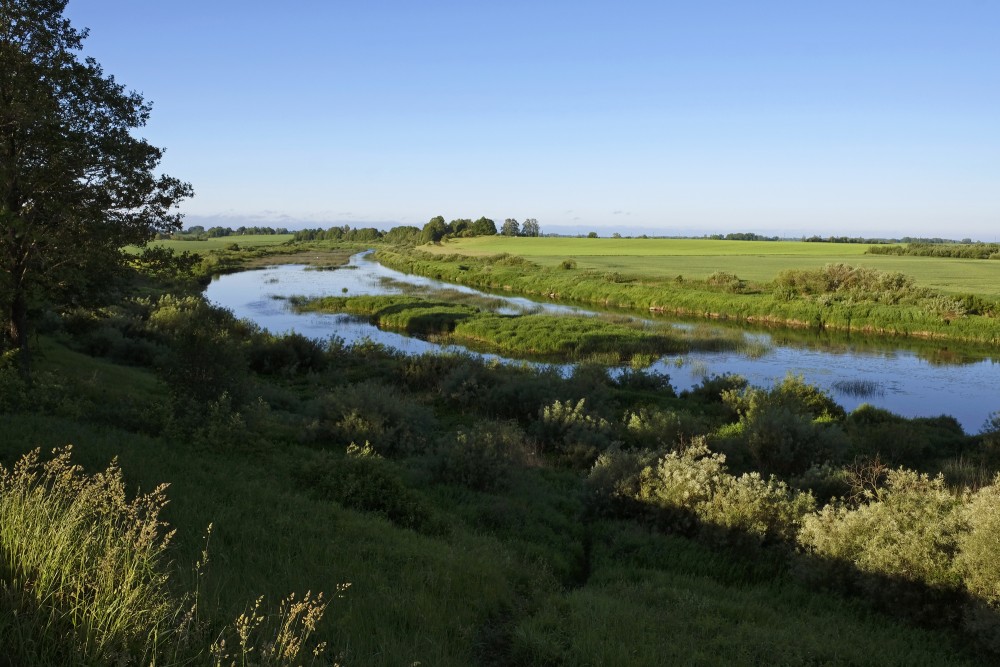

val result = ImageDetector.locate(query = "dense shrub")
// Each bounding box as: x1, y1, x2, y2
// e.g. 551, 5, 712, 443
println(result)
430, 421, 533, 492
622, 407, 695, 450
706, 271, 748, 293
798, 469, 965, 592
148, 295, 254, 408
535, 398, 614, 468
956, 478, 1000, 605
612, 367, 675, 394
700, 471, 816, 544
774, 264, 925, 305
680, 373, 748, 406
304, 381, 438, 456
719, 377, 849, 476
594, 440, 815, 544
294, 443, 444, 534
248, 331, 328, 376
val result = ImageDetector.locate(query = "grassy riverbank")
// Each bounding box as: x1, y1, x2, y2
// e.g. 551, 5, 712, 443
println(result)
3, 241, 1000, 664
373, 246, 1000, 346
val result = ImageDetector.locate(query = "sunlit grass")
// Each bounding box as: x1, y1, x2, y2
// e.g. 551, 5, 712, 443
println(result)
424, 237, 1000, 297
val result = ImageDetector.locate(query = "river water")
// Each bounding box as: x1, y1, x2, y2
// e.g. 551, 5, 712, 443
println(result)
205, 252, 1000, 433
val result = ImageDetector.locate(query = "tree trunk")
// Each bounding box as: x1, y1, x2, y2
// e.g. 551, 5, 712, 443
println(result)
7, 287, 30, 381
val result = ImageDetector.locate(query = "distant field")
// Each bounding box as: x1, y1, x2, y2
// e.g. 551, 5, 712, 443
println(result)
145, 234, 295, 252
427, 237, 1000, 298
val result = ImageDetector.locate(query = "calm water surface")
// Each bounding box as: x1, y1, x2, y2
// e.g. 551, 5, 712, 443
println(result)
205, 252, 1000, 433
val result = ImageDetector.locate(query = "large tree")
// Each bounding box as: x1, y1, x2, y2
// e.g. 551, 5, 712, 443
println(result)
521, 218, 540, 237
0, 0, 192, 372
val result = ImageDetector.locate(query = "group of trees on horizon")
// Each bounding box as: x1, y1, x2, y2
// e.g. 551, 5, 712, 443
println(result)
166, 225, 291, 240
421, 215, 541, 244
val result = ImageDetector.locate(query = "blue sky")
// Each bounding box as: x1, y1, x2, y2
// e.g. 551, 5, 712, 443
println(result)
66, 1, 999, 238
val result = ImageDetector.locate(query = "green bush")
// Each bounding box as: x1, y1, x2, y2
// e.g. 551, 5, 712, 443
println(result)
798, 469, 965, 591
430, 421, 532, 492
535, 398, 614, 468
700, 472, 815, 544
622, 407, 693, 450
305, 381, 438, 456
956, 478, 1000, 605
294, 443, 444, 534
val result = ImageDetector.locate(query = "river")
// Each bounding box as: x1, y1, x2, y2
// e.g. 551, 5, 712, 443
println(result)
205, 252, 1000, 433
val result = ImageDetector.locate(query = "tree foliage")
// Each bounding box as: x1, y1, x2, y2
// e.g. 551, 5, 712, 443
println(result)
0, 0, 191, 370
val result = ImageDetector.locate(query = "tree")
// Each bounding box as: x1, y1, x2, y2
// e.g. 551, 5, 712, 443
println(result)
521, 218, 540, 237
1, 1, 192, 374
470, 216, 497, 236
420, 216, 448, 244
449, 218, 472, 236
501, 218, 520, 236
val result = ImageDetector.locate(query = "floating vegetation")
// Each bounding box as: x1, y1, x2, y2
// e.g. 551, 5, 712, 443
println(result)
832, 379, 886, 398
687, 359, 710, 378
289, 294, 748, 363
305, 263, 358, 272
737, 338, 772, 360
376, 277, 517, 312
265, 277, 280, 284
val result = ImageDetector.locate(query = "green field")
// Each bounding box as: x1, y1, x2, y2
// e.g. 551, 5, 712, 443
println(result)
145, 234, 295, 253
427, 237, 1000, 298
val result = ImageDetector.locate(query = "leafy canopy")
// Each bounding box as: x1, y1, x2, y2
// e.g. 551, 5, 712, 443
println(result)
0, 0, 192, 364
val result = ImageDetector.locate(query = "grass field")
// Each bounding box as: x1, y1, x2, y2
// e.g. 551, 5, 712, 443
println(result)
145, 234, 295, 253
427, 237, 1000, 298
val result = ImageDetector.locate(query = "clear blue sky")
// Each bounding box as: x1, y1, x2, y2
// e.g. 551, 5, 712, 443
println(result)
65, 0, 999, 239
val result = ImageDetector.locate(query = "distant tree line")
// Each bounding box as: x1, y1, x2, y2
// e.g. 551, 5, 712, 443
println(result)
709, 233, 781, 241
803, 236, 889, 244
165, 225, 291, 240
421, 216, 541, 244
293, 226, 384, 242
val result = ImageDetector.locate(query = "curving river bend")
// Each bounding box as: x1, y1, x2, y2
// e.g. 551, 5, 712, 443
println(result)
205, 252, 1000, 433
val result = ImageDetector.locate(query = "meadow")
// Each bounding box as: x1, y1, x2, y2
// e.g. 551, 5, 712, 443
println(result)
148, 234, 296, 253
375, 242, 1000, 346
424, 237, 1000, 298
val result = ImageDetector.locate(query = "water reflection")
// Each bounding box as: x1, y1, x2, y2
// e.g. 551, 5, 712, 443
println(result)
204, 252, 1000, 432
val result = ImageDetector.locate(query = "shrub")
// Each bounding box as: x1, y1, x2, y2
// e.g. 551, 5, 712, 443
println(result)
621, 439, 815, 544
798, 469, 965, 592
636, 440, 728, 533
956, 477, 1000, 605
305, 381, 438, 456
148, 295, 253, 408
680, 373, 748, 406
294, 444, 444, 534
719, 376, 849, 476
248, 332, 328, 376
430, 421, 532, 492
535, 398, 613, 468
706, 271, 747, 293
622, 407, 691, 450
613, 367, 675, 394
700, 472, 815, 543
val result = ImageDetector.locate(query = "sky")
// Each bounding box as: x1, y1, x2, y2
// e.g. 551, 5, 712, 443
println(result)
64, 1, 1000, 239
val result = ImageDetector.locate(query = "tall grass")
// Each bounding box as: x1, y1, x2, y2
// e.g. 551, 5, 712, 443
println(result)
0, 447, 334, 666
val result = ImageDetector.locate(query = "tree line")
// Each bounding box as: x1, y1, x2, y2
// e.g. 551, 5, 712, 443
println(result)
164, 225, 292, 240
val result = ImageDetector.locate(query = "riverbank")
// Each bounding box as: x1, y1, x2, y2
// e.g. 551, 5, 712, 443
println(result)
373, 247, 1000, 347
